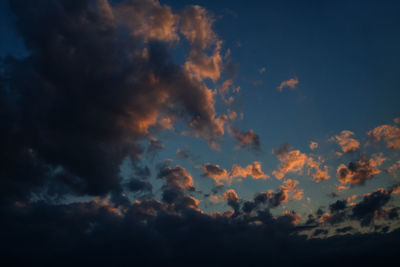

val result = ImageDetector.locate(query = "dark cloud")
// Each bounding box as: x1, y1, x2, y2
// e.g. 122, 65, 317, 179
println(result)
329, 200, 347, 213
2, 199, 399, 266
126, 179, 152, 193
313, 229, 329, 237
351, 188, 391, 226
242, 179, 302, 213
336, 226, 353, 234
1, 0, 228, 203
223, 189, 240, 213
146, 137, 164, 159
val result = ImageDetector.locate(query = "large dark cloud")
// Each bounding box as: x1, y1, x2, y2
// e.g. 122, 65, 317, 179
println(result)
1, 199, 400, 266
0, 0, 227, 203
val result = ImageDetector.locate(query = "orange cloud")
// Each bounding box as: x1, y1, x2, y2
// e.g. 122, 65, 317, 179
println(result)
368, 124, 400, 149
115, 0, 180, 42
332, 130, 360, 153
202, 161, 269, 185
336, 154, 385, 186
281, 211, 301, 225
180, 5, 222, 82
386, 160, 400, 178
280, 179, 304, 201
392, 184, 400, 194
277, 77, 298, 92
272, 145, 330, 182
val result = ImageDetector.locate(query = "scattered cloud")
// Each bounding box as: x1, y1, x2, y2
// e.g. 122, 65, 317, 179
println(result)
277, 77, 298, 92
336, 154, 385, 186
233, 129, 261, 151
368, 124, 400, 149
272, 144, 330, 182
309, 141, 318, 150
331, 130, 360, 153
201, 161, 269, 186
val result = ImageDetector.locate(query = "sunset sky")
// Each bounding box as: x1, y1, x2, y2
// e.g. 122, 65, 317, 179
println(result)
1, 0, 400, 265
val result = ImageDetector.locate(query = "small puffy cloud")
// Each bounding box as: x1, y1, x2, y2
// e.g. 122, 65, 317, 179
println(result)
220, 79, 233, 95
280, 211, 301, 225
223, 189, 240, 212
233, 129, 261, 151
391, 184, 400, 194
394, 118, 400, 124
386, 160, 400, 178
259, 67, 266, 74
272, 144, 330, 182
368, 124, 400, 149
201, 163, 229, 185
336, 154, 385, 186
277, 77, 298, 92
331, 130, 360, 153
158, 165, 194, 191
230, 162, 269, 180
201, 161, 269, 186
309, 141, 318, 150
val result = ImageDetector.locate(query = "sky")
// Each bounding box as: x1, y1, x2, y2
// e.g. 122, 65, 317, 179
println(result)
1, 0, 400, 266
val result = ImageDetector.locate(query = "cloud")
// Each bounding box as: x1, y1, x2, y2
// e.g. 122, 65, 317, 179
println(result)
331, 130, 360, 153
335, 226, 353, 233
394, 118, 400, 124
336, 154, 385, 186
224, 189, 240, 212
0, 0, 233, 202
233, 129, 261, 151
229, 162, 269, 179
368, 124, 400, 149
351, 188, 391, 226
114, 0, 180, 42
201, 163, 229, 185
201, 161, 268, 186
259, 67, 266, 74
386, 160, 400, 178
309, 141, 318, 150
329, 200, 347, 213
277, 77, 298, 92
272, 144, 330, 182
243, 179, 303, 212
180, 5, 222, 82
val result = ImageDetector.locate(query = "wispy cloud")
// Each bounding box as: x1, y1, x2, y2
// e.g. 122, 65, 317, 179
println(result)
277, 77, 299, 92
